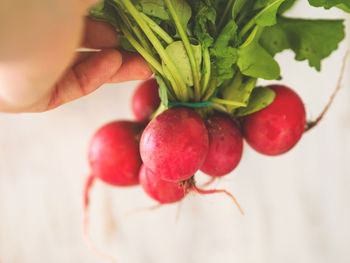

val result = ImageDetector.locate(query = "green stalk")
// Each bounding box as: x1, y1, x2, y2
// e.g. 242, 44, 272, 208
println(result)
222, 70, 243, 100
200, 48, 211, 98
140, 13, 174, 45
120, 25, 164, 75
238, 18, 255, 40
210, 98, 246, 107
239, 0, 281, 40
116, 9, 178, 99
211, 103, 228, 113
239, 26, 259, 48
166, 87, 176, 101
217, 0, 234, 31
116, 8, 154, 54
232, 0, 246, 19
151, 103, 168, 120
164, 0, 201, 101
120, 0, 188, 101
202, 77, 217, 102
236, 9, 249, 26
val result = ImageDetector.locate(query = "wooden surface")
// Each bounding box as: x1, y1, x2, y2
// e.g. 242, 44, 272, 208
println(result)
0, 3, 349, 263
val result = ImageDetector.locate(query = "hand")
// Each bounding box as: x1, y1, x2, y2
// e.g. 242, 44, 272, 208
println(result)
0, 1, 152, 113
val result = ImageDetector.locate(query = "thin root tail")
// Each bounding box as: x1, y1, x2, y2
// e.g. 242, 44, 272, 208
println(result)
192, 185, 244, 215
118, 203, 163, 224
83, 174, 118, 263
306, 51, 349, 132
200, 177, 217, 188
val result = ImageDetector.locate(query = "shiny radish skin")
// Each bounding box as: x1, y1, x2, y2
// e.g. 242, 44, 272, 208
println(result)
200, 114, 243, 176
139, 165, 185, 204
132, 78, 160, 123
88, 121, 143, 186
242, 85, 306, 156
140, 107, 209, 182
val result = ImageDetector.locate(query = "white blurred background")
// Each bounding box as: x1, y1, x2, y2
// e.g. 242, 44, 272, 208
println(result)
0, 2, 349, 263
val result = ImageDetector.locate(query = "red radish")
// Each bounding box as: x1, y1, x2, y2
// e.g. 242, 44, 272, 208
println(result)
132, 78, 161, 123
139, 165, 186, 204
140, 107, 209, 182
200, 114, 243, 176
138, 165, 243, 214
88, 121, 143, 186
83, 120, 143, 262
242, 85, 306, 156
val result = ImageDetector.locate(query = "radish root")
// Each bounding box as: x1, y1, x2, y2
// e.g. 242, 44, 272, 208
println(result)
175, 200, 184, 223
83, 174, 118, 263
104, 193, 117, 241
200, 177, 217, 188
306, 51, 349, 132
118, 203, 163, 224
191, 184, 244, 215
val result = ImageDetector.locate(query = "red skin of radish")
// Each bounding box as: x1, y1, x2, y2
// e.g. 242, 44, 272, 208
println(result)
139, 165, 185, 204
140, 107, 209, 182
132, 78, 160, 123
88, 121, 143, 186
200, 114, 243, 176
242, 85, 306, 156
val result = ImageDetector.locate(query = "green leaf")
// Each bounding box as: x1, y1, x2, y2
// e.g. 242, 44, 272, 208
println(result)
232, 0, 246, 19
187, 0, 216, 49
212, 0, 230, 17
255, 0, 286, 27
308, 0, 350, 9
169, 0, 192, 35
89, 1, 120, 30
211, 20, 238, 86
260, 17, 345, 71
155, 74, 168, 107
163, 41, 202, 87
117, 35, 137, 51
213, 20, 238, 51
223, 77, 257, 112
238, 0, 284, 40
138, 0, 170, 20
235, 87, 276, 116
254, 0, 277, 10
139, 0, 191, 34
278, 0, 297, 14
259, 23, 290, 55
336, 3, 350, 12
238, 42, 280, 80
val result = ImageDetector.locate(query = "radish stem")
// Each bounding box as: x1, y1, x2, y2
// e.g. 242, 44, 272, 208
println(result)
120, 0, 189, 101
164, 0, 201, 101
201, 48, 211, 97
211, 98, 246, 107
217, 0, 234, 31
140, 13, 174, 45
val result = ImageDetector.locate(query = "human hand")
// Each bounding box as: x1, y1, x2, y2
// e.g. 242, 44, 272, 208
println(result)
0, 1, 152, 113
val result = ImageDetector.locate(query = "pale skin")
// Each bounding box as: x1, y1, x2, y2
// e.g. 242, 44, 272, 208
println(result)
0, 0, 152, 113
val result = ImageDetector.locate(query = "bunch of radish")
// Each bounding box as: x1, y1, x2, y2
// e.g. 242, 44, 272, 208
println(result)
84, 67, 346, 260
85, 0, 349, 207
84, 0, 349, 260
85, 77, 311, 210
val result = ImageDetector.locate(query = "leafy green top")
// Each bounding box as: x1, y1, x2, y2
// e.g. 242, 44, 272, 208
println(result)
89, 0, 347, 116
